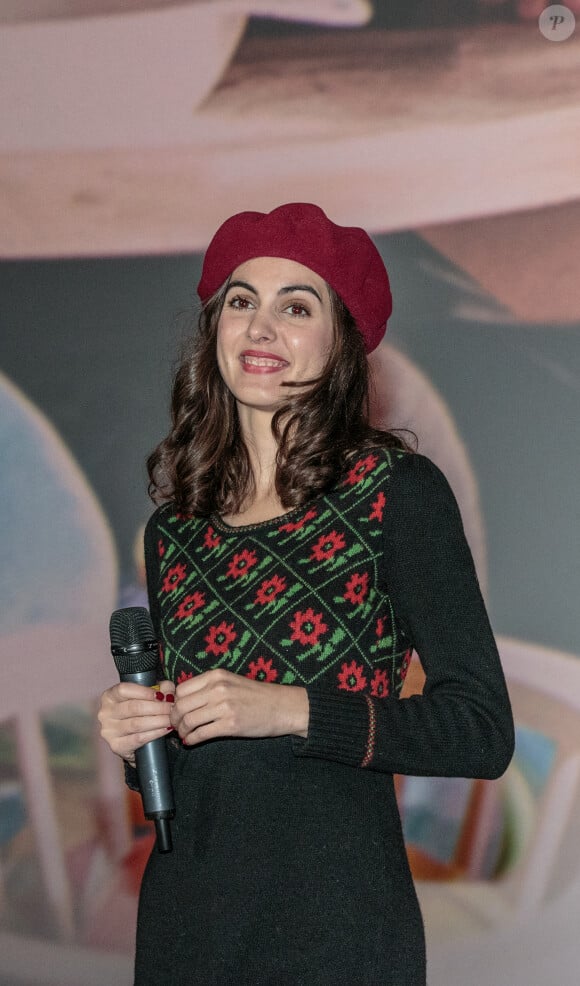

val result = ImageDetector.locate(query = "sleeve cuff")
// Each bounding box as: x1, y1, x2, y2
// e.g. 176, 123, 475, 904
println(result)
123, 759, 140, 792
291, 687, 370, 766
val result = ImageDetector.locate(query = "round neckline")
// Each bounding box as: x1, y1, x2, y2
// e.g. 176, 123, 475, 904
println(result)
207, 447, 391, 534
211, 497, 321, 534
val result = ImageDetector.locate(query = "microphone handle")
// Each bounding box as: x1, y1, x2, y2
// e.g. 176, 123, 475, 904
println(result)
121, 667, 175, 853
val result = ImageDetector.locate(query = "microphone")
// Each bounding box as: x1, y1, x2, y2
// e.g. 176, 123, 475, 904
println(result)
109, 606, 175, 853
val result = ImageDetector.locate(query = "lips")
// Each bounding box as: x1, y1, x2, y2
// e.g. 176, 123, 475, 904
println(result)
239, 350, 289, 373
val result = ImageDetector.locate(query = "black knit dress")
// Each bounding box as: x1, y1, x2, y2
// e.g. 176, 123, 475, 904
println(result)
131, 449, 514, 986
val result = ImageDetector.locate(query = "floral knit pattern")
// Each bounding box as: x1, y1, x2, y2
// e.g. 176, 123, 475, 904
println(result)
148, 448, 413, 697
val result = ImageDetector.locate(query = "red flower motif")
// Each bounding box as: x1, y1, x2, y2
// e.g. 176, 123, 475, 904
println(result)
344, 454, 379, 486
254, 574, 287, 606
369, 491, 386, 522
246, 657, 278, 682
157, 538, 165, 558
203, 525, 221, 550
400, 649, 412, 680
289, 608, 328, 647
175, 511, 192, 521
175, 591, 206, 620
343, 572, 369, 605
226, 549, 258, 579
278, 507, 318, 533
375, 617, 385, 638
310, 530, 346, 562
370, 668, 390, 698
176, 670, 194, 684
337, 660, 368, 692
204, 621, 237, 656
162, 562, 187, 593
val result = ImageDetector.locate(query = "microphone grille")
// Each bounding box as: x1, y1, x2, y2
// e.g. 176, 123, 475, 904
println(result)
109, 607, 159, 674
110, 606, 155, 647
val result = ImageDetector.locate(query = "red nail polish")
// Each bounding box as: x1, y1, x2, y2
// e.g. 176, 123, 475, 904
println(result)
155, 691, 165, 701
166, 726, 174, 731
165, 694, 175, 704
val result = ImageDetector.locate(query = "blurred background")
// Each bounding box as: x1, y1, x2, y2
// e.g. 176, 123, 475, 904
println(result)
1, 1, 579, 983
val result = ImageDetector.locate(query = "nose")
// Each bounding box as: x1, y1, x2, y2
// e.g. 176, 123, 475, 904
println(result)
247, 306, 276, 343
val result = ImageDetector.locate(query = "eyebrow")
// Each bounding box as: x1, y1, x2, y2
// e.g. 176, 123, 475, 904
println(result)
227, 279, 323, 303
280, 284, 323, 303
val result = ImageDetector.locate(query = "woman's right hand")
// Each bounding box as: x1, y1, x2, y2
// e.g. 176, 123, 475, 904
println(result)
98, 680, 176, 766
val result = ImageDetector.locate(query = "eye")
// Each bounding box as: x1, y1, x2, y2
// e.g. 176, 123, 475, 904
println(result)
284, 301, 310, 317
227, 294, 255, 310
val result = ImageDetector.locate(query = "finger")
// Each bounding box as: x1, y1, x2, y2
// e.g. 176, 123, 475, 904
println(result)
101, 706, 171, 738
106, 724, 173, 760
114, 681, 164, 703
158, 680, 176, 699
130, 708, 174, 731
182, 719, 228, 746
172, 702, 212, 736
109, 708, 173, 735
111, 697, 174, 722
170, 691, 215, 732
99, 693, 159, 728
175, 668, 231, 698
176, 695, 241, 741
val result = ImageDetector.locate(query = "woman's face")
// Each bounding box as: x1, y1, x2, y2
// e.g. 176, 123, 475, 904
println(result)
216, 256, 334, 414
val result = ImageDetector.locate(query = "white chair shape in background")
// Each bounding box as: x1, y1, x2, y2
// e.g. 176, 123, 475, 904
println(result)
368, 348, 580, 977
0, 373, 132, 984
417, 636, 580, 986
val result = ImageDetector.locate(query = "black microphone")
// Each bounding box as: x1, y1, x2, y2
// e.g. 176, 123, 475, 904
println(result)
109, 606, 175, 853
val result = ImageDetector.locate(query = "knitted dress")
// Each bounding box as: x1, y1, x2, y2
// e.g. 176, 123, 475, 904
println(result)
132, 449, 514, 986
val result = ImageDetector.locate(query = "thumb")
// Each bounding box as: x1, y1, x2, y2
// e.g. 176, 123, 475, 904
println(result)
158, 680, 176, 699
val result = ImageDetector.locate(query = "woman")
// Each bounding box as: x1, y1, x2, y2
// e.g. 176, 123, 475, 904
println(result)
99, 203, 514, 986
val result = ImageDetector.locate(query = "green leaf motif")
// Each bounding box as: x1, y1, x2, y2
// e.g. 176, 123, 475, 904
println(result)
286, 583, 302, 599
316, 641, 340, 662
346, 543, 364, 557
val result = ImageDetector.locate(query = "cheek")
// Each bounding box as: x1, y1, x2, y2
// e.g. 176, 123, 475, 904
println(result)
216, 322, 234, 370
301, 326, 334, 370
215, 348, 233, 392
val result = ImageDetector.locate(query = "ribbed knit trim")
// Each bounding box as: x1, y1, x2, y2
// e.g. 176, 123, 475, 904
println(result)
292, 687, 369, 766
124, 759, 140, 792
360, 695, 377, 768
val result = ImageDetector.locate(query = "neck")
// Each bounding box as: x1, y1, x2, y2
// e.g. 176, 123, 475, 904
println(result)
237, 405, 279, 498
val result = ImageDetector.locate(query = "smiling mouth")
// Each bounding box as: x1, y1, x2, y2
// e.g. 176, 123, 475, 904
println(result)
240, 354, 289, 368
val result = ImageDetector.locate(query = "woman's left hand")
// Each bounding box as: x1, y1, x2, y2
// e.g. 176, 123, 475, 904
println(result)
170, 669, 309, 746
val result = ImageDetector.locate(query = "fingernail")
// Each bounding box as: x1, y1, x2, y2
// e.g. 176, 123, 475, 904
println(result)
155, 691, 165, 702
166, 726, 174, 731
165, 694, 175, 704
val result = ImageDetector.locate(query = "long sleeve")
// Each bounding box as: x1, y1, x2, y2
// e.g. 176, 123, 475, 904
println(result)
123, 506, 166, 792
293, 453, 514, 779
144, 507, 164, 643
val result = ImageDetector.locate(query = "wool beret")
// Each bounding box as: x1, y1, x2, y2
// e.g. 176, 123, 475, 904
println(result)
197, 203, 392, 353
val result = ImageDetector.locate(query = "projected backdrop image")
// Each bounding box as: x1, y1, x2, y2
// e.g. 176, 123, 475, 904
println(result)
1, 3, 579, 984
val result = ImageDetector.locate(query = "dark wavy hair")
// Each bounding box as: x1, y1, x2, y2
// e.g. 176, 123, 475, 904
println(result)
147, 280, 412, 517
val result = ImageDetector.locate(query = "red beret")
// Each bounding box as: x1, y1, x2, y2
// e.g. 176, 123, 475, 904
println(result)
197, 203, 392, 354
